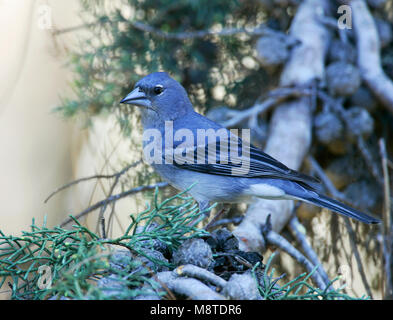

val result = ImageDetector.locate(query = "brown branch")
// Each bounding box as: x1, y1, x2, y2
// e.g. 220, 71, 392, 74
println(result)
379, 139, 392, 238
379, 138, 393, 299
350, 0, 393, 115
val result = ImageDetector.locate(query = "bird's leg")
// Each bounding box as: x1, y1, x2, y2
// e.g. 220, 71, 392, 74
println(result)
198, 200, 211, 217
204, 204, 231, 231
188, 200, 211, 228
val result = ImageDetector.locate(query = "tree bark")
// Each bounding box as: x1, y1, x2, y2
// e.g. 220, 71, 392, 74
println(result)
350, 0, 393, 115
233, 0, 331, 252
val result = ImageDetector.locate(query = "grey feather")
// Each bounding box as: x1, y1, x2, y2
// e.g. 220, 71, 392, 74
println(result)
120, 72, 381, 225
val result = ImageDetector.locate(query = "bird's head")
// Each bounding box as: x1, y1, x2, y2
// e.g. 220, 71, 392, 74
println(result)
120, 72, 193, 121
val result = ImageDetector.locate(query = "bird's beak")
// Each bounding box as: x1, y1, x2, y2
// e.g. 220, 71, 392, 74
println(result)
120, 87, 151, 108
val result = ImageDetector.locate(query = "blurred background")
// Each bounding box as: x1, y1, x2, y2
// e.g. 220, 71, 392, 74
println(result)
0, 0, 80, 233
0, 0, 392, 299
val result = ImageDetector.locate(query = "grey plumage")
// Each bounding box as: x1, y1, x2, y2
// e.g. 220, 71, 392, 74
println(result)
120, 72, 380, 225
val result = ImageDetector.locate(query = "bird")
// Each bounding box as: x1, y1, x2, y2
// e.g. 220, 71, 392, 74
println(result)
120, 72, 380, 225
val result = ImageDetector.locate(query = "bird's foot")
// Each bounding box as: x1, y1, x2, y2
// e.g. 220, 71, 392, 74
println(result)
204, 204, 231, 231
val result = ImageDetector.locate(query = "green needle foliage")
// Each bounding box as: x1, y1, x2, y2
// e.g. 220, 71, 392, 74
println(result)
56, 0, 272, 126
254, 253, 368, 300
0, 187, 208, 300
0, 187, 365, 300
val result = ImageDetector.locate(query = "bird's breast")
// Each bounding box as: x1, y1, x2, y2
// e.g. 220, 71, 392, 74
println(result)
151, 163, 254, 204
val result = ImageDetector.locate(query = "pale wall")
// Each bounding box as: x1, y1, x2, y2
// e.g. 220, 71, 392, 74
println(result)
0, 0, 83, 234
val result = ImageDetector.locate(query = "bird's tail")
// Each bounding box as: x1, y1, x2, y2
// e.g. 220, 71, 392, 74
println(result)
301, 194, 380, 224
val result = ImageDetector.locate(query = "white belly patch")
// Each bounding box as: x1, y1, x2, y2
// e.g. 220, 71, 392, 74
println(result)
246, 183, 286, 199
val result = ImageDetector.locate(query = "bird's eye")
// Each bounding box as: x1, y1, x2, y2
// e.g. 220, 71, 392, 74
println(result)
153, 85, 164, 95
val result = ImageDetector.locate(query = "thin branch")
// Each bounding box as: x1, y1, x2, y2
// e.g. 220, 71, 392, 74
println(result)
175, 264, 227, 289
349, 0, 393, 115
221, 98, 277, 128
264, 229, 327, 290
288, 215, 331, 287
157, 271, 225, 300
44, 160, 142, 203
316, 15, 349, 43
204, 204, 231, 231
307, 155, 346, 200
60, 182, 169, 227
308, 155, 374, 298
204, 216, 244, 229
97, 160, 137, 237
379, 139, 392, 234
52, 22, 96, 35
379, 138, 393, 299
262, 215, 327, 290
221, 86, 312, 128
99, 171, 122, 238
129, 21, 284, 40
355, 136, 383, 186
215, 252, 254, 269
92, 137, 131, 236
317, 91, 384, 186
343, 217, 373, 299
54, 18, 294, 43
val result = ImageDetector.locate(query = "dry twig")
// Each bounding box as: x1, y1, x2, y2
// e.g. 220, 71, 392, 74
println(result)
44, 160, 142, 203
288, 216, 331, 287
379, 138, 392, 298
308, 155, 375, 298
60, 181, 169, 227
221, 87, 312, 128
157, 271, 225, 300
262, 215, 328, 290
54, 19, 294, 43
175, 264, 227, 289
349, 0, 393, 115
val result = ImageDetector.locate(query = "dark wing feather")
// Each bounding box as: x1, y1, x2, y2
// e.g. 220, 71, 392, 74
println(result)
170, 137, 320, 187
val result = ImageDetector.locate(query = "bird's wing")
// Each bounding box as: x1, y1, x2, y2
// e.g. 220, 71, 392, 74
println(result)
168, 136, 320, 187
